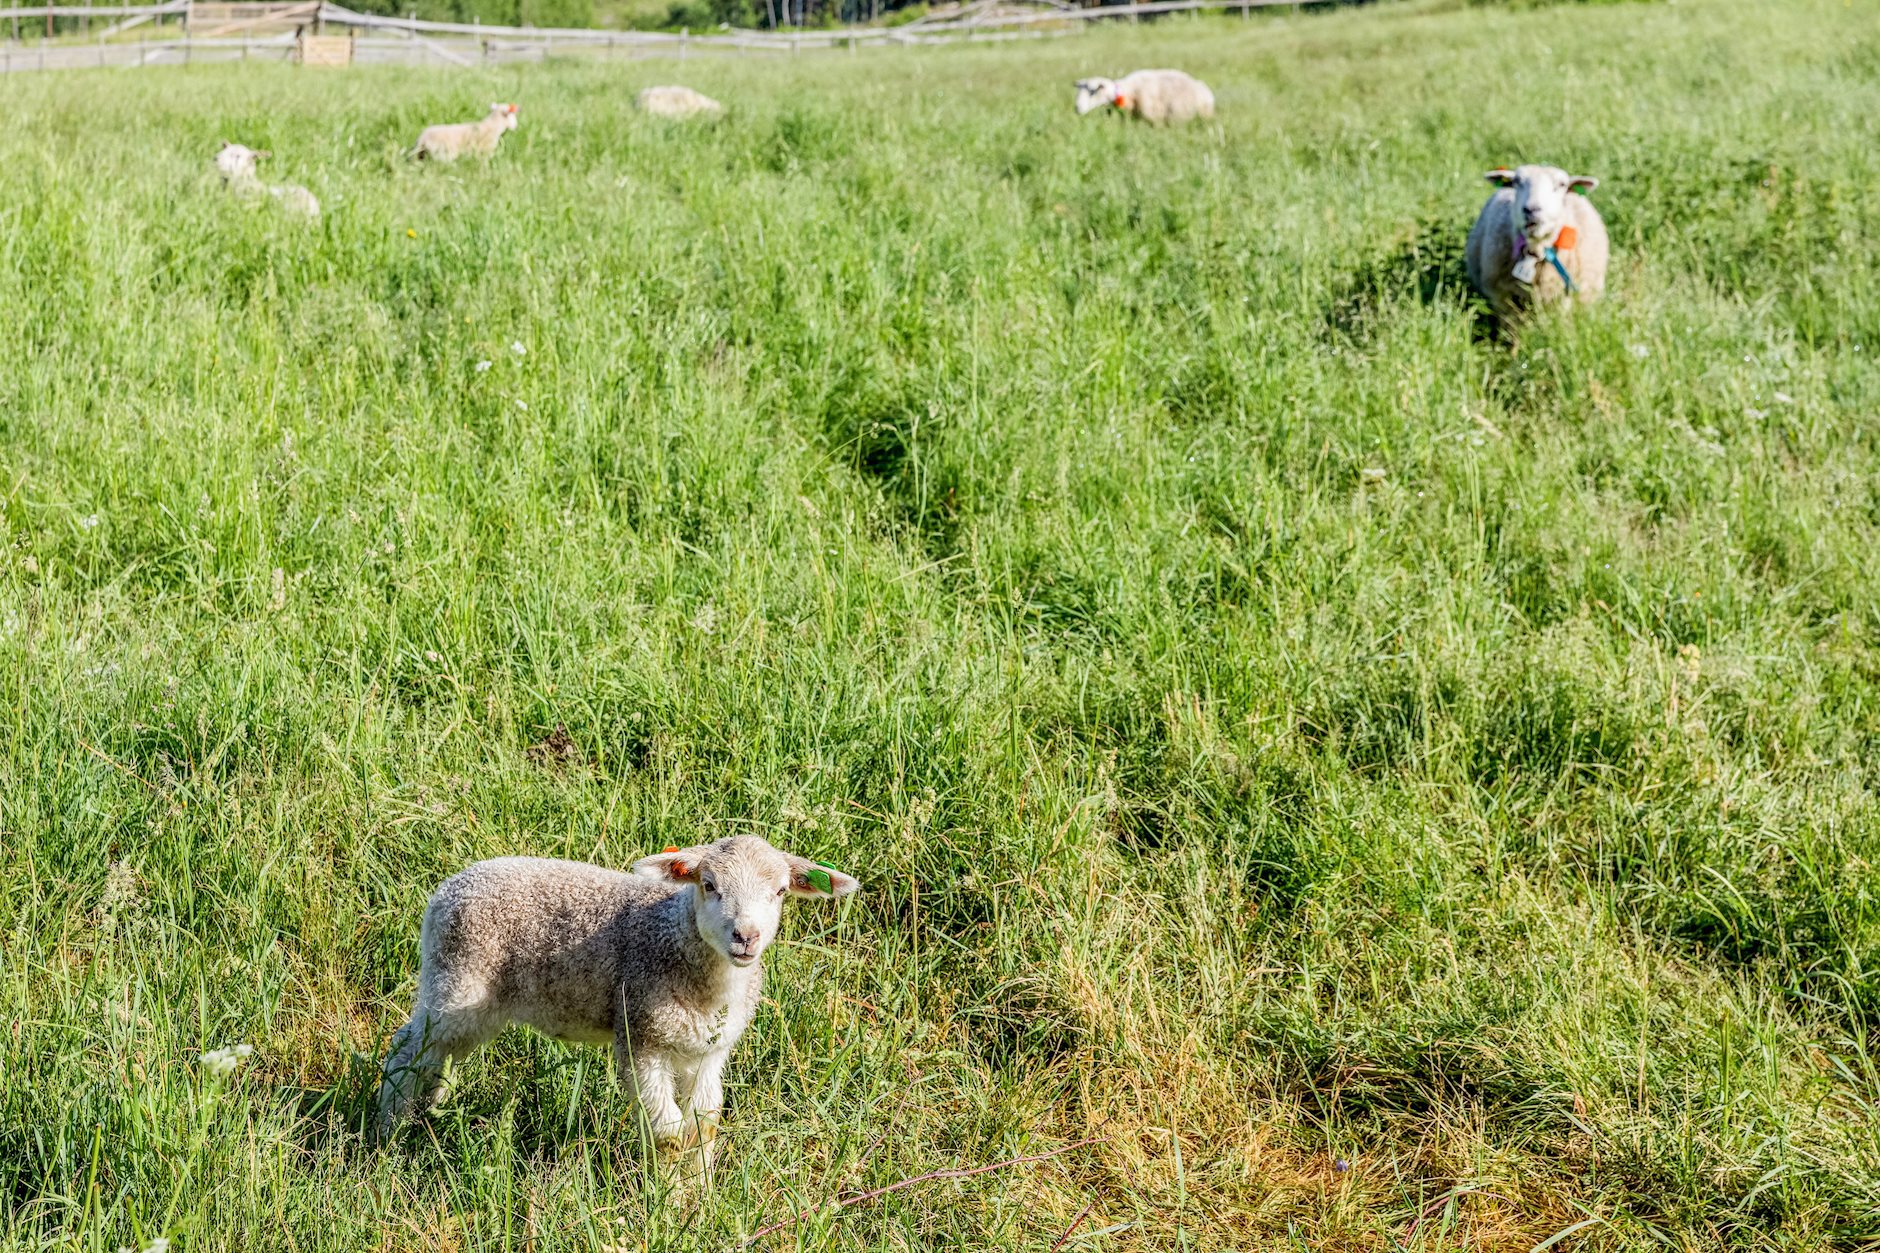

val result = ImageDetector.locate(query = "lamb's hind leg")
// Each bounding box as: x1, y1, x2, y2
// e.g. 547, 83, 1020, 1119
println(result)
376, 998, 498, 1136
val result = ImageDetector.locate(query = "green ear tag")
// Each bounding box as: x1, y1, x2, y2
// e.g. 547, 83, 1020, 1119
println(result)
806, 867, 834, 894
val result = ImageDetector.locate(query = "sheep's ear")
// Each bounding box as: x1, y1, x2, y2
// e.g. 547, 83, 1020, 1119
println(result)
255, 149, 272, 160
784, 855, 860, 899
1485, 168, 1516, 186
1568, 174, 1599, 193
632, 847, 704, 882
219, 139, 232, 149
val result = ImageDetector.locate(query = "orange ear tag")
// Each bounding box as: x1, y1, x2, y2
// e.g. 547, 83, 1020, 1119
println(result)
662, 845, 680, 853
1555, 225, 1578, 251
1114, 94, 1130, 110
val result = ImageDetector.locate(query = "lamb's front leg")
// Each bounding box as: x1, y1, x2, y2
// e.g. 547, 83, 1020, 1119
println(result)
619, 1043, 688, 1154
679, 1050, 729, 1175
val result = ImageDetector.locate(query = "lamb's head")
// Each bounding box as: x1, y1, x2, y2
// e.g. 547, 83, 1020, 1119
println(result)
489, 102, 520, 131
633, 834, 859, 968
1073, 77, 1120, 116
1487, 164, 1598, 246
214, 141, 267, 182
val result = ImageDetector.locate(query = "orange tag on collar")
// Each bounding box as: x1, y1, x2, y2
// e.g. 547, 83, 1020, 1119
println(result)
1555, 225, 1578, 251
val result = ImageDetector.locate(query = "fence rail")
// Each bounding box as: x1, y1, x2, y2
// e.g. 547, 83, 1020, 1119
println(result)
0, 0, 1314, 72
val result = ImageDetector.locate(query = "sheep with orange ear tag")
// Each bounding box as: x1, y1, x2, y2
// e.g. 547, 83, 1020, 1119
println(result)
1072, 69, 1214, 124
1466, 163, 1609, 319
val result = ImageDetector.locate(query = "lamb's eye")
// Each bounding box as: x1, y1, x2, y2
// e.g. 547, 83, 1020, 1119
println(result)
702, 879, 717, 894
776, 886, 788, 898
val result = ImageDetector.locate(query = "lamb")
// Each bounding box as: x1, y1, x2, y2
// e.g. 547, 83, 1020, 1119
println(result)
636, 85, 723, 119
375, 834, 860, 1168
410, 102, 519, 163
212, 142, 320, 223
1465, 164, 1609, 319
1073, 70, 1215, 125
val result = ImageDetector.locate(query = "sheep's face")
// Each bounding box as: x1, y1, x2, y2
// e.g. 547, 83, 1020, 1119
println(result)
633, 835, 859, 968
490, 102, 520, 131
1487, 164, 1598, 246
1074, 78, 1119, 116
214, 142, 265, 182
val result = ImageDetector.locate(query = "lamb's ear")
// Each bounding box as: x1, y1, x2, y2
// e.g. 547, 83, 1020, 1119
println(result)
1568, 174, 1599, 193
784, 855, 860, 899
632, 846, 705, 882
1485, 168, 1516, 186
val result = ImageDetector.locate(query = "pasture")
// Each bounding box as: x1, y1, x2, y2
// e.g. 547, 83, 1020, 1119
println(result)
3, 0, 1880, 1247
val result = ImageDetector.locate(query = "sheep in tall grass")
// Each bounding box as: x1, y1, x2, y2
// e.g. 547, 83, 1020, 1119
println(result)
213, 142, 320, 223
410, 102, 519, 163
636, 85, 723, 119
1073, 70, 1215, 124
376, 835, 860, 1169
1465, 164, 1609, 318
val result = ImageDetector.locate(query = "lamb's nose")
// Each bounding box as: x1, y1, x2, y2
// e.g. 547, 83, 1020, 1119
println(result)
731, 925, 760, 947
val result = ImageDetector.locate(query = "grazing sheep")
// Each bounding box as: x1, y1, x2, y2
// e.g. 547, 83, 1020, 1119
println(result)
410, 102, 519, 163
636, 85, 723, 119
1073, 70, 1215, 124
1465, 164, 1609, 319
376, 834, 860, 1169
213, 142, 320, 223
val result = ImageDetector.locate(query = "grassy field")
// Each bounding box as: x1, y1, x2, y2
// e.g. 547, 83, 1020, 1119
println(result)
4, 0, 1880, 1248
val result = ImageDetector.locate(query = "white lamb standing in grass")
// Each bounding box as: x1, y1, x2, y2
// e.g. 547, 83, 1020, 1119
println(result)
1465, 164, 1609, 319
410, 102, 519, 162
1073, 70, 1215, 124
376, 834, 859, 1172
213, 142, 320, 223
636, 85, 723, 119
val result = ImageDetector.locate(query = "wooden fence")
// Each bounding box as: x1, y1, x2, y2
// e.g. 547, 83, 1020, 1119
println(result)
0, 0, 1316, 72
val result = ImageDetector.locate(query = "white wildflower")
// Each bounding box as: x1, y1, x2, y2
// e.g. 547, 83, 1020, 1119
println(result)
690, 603, 718, 635
202, 1043, 254, 1078
1774, 391, 1794, 405
1629, 344, 1650, 360
146, 1238, 171, 1253
80, 514, 100, 530
510, 341, 526, 356
516, 400, 529, 411
475, 360, 493, 373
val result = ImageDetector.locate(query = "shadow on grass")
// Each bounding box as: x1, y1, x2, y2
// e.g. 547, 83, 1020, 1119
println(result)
1323, 217, 1503, 345
285, 1039, 658, 1179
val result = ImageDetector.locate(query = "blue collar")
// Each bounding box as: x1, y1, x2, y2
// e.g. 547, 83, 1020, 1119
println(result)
1544, 246, 1576, 292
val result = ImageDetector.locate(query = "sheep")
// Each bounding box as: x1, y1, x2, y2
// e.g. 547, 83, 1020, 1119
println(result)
1073, 70, 1215, 125
410, 102, 519, 163
1465, 164, 1609, 319
212, 142, 320, 223
375, 834, 860, 1169
636, 85, 723, 119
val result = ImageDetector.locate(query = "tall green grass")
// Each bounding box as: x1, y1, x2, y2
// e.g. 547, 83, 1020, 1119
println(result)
3, 0, 1880, 1247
